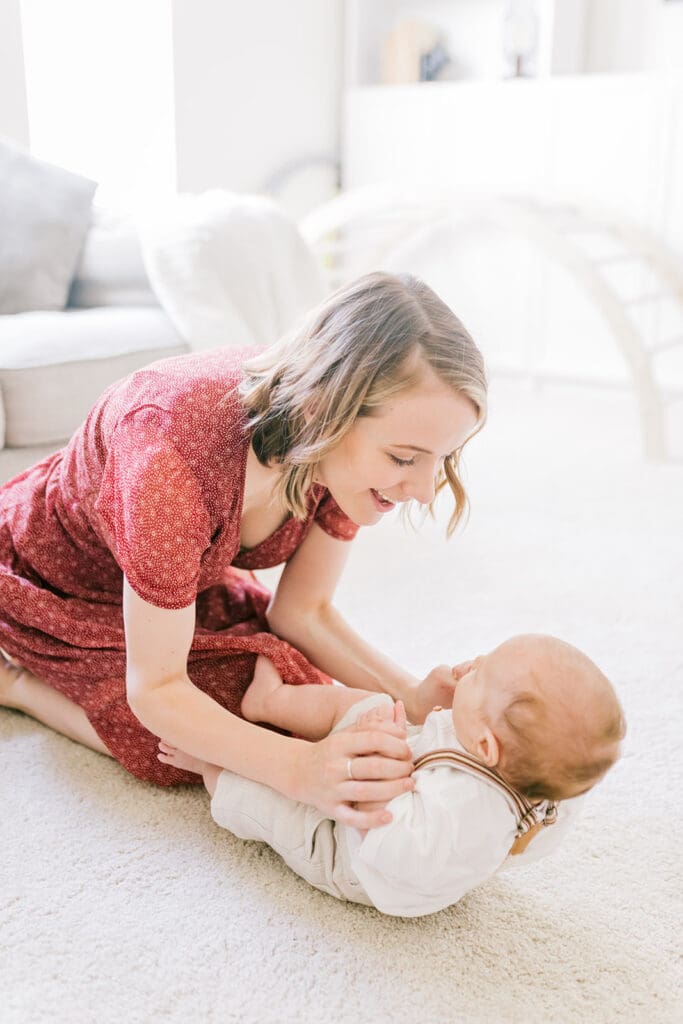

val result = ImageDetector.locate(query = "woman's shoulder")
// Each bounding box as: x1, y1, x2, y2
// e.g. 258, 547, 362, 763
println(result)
91, 346, 262, 438
128, 346, 261, 411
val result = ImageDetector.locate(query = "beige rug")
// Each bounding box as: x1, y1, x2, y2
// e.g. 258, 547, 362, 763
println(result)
2, 380, 682, 1023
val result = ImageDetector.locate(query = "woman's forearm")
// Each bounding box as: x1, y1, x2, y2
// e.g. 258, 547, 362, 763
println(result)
130, 675, 306, 799
269, 602, 420, 704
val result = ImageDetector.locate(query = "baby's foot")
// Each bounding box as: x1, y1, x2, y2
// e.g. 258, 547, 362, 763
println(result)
157, 741, 207, 775
0, 651, 24, 708
240, 655, 282, 722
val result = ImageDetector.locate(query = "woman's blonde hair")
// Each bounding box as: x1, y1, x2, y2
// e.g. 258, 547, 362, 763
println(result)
239, 271, 487, 536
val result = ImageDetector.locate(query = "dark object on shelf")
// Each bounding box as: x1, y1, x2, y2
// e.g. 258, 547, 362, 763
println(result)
503, 0, 539, 78
420, 42, 451, 82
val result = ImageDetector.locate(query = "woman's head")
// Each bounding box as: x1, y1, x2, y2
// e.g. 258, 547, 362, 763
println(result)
239, 272, 487, 534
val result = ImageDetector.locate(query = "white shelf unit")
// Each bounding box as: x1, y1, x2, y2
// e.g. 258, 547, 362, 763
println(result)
344, 0, 585, 88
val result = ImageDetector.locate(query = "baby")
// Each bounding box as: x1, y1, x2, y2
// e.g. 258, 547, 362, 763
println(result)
159, 634, 625, 917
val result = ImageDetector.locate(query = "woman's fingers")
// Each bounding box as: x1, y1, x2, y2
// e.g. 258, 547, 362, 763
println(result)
344, 776, 414, 805
334, 803, 395, 831
351, 800, 387, 814
345, 753, 413, 781
346, 728, 412, 761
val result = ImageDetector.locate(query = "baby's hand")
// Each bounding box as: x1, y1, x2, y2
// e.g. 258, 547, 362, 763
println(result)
355, 699, 407, 736
157, 740, 207, 776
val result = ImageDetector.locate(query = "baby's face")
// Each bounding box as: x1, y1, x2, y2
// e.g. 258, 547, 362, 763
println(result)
449, 635, 623, 784
449, 649, 513, 758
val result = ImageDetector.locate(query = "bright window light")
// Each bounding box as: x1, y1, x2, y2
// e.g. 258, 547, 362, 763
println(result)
20, 0, 176, 211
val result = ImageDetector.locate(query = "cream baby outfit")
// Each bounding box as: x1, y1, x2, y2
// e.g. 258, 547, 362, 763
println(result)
211, 694, 584, 917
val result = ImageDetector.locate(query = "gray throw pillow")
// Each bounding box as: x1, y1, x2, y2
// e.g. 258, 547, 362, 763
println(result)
0, 137, 97, 313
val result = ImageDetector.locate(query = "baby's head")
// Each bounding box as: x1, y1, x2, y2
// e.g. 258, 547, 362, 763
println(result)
450, 635, 626, 801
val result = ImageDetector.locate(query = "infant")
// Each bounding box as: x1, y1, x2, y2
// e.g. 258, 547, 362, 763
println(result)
159, 634, 625, 917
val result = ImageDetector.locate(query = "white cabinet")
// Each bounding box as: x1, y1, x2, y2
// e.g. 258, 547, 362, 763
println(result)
343, 74, 683, 248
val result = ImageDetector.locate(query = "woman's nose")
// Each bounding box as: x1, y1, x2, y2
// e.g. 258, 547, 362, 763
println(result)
405, 467, 437, 506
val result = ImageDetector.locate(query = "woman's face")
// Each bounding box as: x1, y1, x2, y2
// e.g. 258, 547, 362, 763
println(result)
314, 366, 479, 527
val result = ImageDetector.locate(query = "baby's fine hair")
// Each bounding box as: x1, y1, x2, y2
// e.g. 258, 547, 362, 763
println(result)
493, 637, 626, 802
239, 272, 487, 536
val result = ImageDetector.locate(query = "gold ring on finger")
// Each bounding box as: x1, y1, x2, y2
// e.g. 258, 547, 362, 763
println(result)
346, 758, 355, 781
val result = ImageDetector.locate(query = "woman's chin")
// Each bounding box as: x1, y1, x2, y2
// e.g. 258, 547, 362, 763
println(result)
329, 491, 378, 528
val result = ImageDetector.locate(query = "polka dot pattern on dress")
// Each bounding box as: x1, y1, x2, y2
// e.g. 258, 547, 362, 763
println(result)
0, 347, 358, 785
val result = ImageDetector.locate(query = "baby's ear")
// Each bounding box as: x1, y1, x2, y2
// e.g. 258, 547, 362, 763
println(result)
476, 727, 500, 768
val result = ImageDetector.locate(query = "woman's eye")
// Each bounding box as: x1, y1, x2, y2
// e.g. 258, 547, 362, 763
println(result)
389, 454, 416, 467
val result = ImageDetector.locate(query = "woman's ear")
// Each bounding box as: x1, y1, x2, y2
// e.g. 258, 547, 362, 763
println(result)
474, 727, 500, 768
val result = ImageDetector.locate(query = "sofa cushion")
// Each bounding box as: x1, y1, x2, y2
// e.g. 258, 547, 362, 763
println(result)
68, 206, 158, 309
0, 307, 186, 447
0, 138, 97, 313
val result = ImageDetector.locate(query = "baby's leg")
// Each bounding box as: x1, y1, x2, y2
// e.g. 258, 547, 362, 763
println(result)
241, 655, 373, 740
0, 660, 112, 757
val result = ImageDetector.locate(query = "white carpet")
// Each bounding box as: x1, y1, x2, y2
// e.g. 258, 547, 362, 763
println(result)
2, 380, 682, 1024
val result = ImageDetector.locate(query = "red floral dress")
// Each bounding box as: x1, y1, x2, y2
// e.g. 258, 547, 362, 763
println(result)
0, 348, 358, 784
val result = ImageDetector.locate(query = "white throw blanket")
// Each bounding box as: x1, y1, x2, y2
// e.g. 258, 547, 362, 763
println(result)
138, 190, 327, 351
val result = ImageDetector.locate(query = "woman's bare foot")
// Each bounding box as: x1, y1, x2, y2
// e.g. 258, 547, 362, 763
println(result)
240, 655, 284, 723
0, 655, 111, 756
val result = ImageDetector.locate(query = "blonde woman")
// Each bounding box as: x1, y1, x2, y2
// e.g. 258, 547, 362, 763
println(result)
0, 273, 486, 829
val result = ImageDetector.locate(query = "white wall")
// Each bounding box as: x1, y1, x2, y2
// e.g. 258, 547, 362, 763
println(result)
585, 0, 683, 73
0, 0, 29, 145
18, 0, 176, 211
171, 0, 343, 210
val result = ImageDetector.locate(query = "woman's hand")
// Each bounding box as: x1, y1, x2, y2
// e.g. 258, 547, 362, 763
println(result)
351, 700, 412, 817
404, 660, 475, 724
289, 706, 414, 831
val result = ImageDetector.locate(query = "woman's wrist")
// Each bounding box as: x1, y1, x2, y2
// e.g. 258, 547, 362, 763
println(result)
381, 670, 420, 713
280, 737, 314, 804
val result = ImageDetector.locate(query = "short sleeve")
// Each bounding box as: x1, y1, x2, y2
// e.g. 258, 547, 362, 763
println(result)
350, 770, 513, 917
314, 490, 359, 541
95, 406, 212, 609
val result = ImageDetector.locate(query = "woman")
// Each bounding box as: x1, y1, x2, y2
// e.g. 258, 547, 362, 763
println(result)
0, 272, 486, 829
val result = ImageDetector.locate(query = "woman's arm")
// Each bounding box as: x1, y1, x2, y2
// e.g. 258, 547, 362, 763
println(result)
267, 524, 418, 697
123, 578, 413, 828
266, 524, 453, 722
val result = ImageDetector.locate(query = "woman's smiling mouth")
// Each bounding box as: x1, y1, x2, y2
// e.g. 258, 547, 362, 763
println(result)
370, 488, 396, 512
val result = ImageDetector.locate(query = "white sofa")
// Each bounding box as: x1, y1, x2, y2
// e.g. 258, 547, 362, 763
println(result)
0, 209, 188, 483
